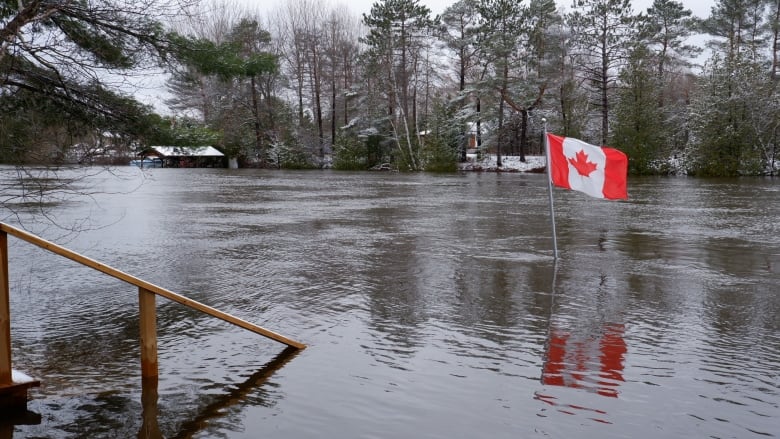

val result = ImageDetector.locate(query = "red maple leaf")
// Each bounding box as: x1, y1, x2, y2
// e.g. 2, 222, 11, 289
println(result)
568, 149, 598, 176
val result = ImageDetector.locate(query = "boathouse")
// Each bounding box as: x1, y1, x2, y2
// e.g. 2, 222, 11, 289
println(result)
138, 146, 226, 168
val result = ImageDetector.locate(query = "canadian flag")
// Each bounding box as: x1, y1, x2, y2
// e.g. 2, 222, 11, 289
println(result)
547, 134, 628, 200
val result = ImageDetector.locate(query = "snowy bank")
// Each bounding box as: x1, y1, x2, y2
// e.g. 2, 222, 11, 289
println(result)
459, 154, 547, 172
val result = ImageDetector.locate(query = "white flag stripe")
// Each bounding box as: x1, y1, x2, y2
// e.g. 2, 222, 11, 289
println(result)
562, 137, 607, 199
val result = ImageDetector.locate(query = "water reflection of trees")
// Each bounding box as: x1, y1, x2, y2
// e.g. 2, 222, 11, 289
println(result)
358, 176, 559, 375
359, 207, 428, 366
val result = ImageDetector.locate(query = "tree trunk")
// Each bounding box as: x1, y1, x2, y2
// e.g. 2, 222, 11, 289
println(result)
387, 47, 394, 118
400, 18, 409, 126
295, 38, 305, 125
772, 0, 780, 79
497, 62, 509, 168
476, 97, 483, 148
601, 29, 610, 146
519, 109, 528, 162
251, 76, 261, 157
412, 81, 418, 143
497, 97, 504, 168
459, 46, 466, 91
311, 44, 324, 159
343, 52, 350, 126
331, 74, 337, 147
560, 86, 569, 136
199, 77, 209, 122
458, 38, 467, 162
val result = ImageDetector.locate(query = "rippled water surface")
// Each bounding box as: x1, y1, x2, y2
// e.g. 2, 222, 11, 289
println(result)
2, 168, 778, 438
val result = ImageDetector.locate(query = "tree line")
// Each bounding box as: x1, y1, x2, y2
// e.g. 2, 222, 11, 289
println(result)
1, 0, 779, 176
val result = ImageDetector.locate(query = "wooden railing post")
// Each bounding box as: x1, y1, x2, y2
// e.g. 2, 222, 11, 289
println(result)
0, 222, 306, 350
138, 287, 158, 379
0, 231, 12, 386
140, 375, 162, 438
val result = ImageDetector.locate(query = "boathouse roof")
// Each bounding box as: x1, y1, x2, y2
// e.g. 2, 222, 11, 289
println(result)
147, 146, 224, 157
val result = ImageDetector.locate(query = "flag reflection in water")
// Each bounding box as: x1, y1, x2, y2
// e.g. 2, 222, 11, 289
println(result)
535, 323, 627, 423
542, 323, 627, 397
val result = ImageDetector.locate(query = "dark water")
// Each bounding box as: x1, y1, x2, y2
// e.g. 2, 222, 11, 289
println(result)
2, 168, 778, 438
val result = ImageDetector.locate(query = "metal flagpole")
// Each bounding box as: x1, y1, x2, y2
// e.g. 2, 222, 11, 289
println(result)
542, 119, 559, 260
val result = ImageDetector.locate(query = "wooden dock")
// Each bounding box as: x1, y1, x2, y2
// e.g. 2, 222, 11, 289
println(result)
0, 370, 40, 411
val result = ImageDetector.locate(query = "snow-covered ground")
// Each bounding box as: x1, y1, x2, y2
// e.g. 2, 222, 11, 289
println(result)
459, 154, 547, 172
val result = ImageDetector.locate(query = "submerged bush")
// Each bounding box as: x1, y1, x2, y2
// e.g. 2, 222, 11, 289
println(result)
422, 136, 458, 172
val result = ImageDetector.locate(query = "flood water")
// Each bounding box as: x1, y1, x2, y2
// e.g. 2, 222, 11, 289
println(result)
1, 167, 778, 438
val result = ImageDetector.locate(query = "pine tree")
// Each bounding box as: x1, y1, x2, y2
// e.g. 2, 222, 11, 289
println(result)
567, 0, 637, 145
642, 0, 700, 82
0, 0, 175, 145
439, 0, 482, 161
611, 45, 665, 174
688, 0, 779, 175
361, 0, 439, 170
475, 0, 527, 167
168, 18, 277, 166
623, 0, 700, 171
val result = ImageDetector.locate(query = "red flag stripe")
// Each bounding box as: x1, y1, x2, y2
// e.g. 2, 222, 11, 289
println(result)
602, 147, 628, 200
547, 134, 570, 190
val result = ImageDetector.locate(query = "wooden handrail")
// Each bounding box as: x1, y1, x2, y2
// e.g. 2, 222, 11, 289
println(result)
0, 222, 305, 383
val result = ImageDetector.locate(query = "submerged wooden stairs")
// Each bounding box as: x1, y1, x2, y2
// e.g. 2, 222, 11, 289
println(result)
0, 222, 304, 411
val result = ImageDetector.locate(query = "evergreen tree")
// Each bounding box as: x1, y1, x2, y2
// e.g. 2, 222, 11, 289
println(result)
641, 0, 700, 81
475, 0, 527, 167
701, 0, 769, 63
504, 0, 562, 160
688, 0, 778, 175
167, 18, 277, 166
362, 0, 439, 170
439, 0, 482, 161
567, 0, 637, 145
554, 24, 590, 139
626, 0, 700, 169
611, 45, 665, 174
771, 0, 780, 79
0, 0, 179, 162
421, 94, 462, 172
688, 54, 775, 175
440, 0, 482, 94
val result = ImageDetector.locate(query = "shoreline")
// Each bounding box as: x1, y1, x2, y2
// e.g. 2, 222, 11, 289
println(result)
458, 154, 547, 173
